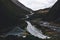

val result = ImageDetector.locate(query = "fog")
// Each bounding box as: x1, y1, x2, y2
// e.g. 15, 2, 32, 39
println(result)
18, 0, 57, 11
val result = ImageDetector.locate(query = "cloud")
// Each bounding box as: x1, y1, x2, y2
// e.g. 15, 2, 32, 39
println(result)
18, 0, 57, 11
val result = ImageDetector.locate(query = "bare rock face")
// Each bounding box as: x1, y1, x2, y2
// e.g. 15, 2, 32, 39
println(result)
44, 0, 60, 23
0, 0, 29, 34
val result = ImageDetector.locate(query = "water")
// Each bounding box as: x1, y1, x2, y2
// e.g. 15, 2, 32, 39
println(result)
26, 21, 50, 39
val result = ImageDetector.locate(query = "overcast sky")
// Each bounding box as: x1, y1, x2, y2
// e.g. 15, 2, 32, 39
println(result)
18, 0, 57, 11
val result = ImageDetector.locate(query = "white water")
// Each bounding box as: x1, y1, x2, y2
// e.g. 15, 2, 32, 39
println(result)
26, 11, 34, 19
18, 0, 57, 11
26, 21, 50, 39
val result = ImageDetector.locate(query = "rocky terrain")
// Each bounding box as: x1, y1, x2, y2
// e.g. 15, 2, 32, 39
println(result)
0, 0, 60, 40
